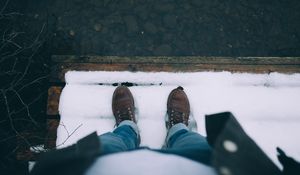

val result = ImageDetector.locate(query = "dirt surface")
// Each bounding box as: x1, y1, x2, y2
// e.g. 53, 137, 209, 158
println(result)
22, 0, 300, 56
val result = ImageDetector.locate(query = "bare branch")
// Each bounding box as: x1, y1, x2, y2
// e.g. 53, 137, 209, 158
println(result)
17, 75, 49, 92
13, 89, 45, 115
56, 123, 83, 147
1, 89, 33, 150
10, 88, 38, 126
0, 0, 10, 14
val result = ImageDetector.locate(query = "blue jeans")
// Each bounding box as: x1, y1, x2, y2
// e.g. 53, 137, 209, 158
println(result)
99, 120, 212, 165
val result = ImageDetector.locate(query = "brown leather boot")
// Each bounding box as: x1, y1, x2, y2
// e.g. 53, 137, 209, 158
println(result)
112, 86, 136, 126
166, 86, 190, 129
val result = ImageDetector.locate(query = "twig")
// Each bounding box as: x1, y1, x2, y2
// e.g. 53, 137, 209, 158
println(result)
10, 88, 38, 126
0, 89, 33, 148
13, 90, 45, 115
56, 123, 83, 147
17, 75, 49, 92
0, 0, 10, 14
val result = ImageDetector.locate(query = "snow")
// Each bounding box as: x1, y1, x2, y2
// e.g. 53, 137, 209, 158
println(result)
57, 71, 300, 168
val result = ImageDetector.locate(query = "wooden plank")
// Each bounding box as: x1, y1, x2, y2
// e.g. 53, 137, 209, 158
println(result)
46, 86, 62, 149
50, 62, 300, 83
44, 119, 60, 149
52, 55, 300, 65
47, 86, 62, 116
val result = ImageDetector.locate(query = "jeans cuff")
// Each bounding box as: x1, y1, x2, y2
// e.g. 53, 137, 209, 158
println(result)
166, 123, 189, 142
118, 120, 139, 136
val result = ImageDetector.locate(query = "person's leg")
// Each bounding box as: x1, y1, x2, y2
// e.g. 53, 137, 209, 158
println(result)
162, 86, 211, 164
162, 123, 212, 165
99, 86, 139, 155
99, 120, 140, 155
166, 123, 210, 149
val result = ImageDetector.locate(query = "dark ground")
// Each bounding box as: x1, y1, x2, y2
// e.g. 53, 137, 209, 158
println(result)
0, 0, 300, 174
19, 0, 300, 56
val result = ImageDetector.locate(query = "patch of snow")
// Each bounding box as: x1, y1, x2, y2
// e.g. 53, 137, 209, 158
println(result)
58, 71, 300, 168
28, 161, 36, 172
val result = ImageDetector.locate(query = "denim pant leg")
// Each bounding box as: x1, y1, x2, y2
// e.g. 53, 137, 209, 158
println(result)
98, 120, 140, 155
163, 123, 212, 165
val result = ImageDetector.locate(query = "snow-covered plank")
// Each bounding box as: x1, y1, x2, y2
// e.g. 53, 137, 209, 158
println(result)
57, 71, 300, 168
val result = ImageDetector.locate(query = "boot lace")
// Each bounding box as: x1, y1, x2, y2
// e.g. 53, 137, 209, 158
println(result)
169, 110, 187, 127
116, 107, 134, 124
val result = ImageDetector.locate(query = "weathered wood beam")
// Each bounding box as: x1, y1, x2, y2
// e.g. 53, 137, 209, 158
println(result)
50, 56, 300, 83
52, 55, 300, 65
45, 86, 62, 149
47, 86, 62, 116
44, 119, 60, 149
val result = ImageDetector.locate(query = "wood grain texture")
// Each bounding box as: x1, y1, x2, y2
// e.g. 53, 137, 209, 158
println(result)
46, 86, 62, 149
52, 55, 300, 64
44, 119, 60, 149
51, 56, 300, 83
50, 62, 300, 82
47, 86, 62, 115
